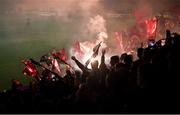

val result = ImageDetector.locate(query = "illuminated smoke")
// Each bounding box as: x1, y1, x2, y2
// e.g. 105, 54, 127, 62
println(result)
87, 15, 108, 47
70, 15, 109, 69
114, 32, 125, 53
8, 0, 180, 69
133, 0, 153, 24
87, 15, 107, 34
145, 17, 158, 38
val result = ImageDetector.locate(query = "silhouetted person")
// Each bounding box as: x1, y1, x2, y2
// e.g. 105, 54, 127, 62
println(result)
71, 56, 90, 83
132, 48, 144, 87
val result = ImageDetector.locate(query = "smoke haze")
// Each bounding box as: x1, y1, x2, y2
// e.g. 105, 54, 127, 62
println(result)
0, 0, 180, 90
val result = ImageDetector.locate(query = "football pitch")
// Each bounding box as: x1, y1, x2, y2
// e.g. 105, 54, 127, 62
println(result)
0, 15, 80, 91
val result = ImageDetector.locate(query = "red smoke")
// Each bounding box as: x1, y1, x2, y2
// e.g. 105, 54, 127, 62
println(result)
52, 48, 68, 61
145, 17, 157, 38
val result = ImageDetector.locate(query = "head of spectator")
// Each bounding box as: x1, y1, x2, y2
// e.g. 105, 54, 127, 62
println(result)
142, 48, 152, 63
90, 60, 99, 70
137, 48, 144, 60
120, 53, 127, 63
110, 55, 120, 67
11, 79, 22, 90
115, 62, 125, 72
165, 29, 172, 46
124, 54, 133, 65
75, 70, 82, 78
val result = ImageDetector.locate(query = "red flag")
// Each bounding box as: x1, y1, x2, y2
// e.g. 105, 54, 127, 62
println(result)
51, 48, 68, 61
51, 58, 61, 75
22, 60, 38, 77
73, 41, 84, 58
145, 17, 157, 38
92, 41, 102, 58
59, 48, 68, 61
51, 49, 57, 57
85, 42, 102, 67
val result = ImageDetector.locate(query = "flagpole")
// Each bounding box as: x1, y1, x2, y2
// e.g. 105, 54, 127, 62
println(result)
84, 41, 102, 68
30, 58, 62, 79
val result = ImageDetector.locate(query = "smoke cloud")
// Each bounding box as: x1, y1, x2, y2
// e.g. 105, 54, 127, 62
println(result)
0, 0, 180, 89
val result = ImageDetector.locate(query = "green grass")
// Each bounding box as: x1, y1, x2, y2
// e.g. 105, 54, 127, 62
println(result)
0, 15, 82, 91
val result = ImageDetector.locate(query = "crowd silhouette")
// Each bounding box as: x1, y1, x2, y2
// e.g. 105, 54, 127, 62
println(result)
0, 29, 180, 113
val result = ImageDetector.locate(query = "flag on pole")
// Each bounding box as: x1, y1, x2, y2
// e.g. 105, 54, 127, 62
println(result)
92, 41, 102, 58
51, 58, 61, 75
22, 60, 38, 77
73, 41, 84, 58
30, 58, 62, 79
51, 48, 68, 62
59, 48, 68, 61
40, 53, 52, 66
85, 42, 102, 67
51, 49, 72, 68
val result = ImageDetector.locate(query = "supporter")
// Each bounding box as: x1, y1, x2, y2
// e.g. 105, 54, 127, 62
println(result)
1, 29, 180, 113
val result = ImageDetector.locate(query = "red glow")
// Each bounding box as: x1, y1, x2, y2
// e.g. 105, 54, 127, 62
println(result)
22, 60, 38, 77
52, 48, 68, 61
73, 41, 84, 58
51, 59, 61, 75
145, 17, 157, 38
59, 48, 68, 61
114, 32, 124, 53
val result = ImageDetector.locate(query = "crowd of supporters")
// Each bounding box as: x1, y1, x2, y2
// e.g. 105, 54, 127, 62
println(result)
0, 29, 180, 113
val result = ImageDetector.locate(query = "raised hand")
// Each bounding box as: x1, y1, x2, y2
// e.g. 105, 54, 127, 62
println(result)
71, 56, 76, 61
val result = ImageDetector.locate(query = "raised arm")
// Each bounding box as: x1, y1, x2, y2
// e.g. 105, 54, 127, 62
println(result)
99, 49, 107, 70
71, 56, 87, 72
